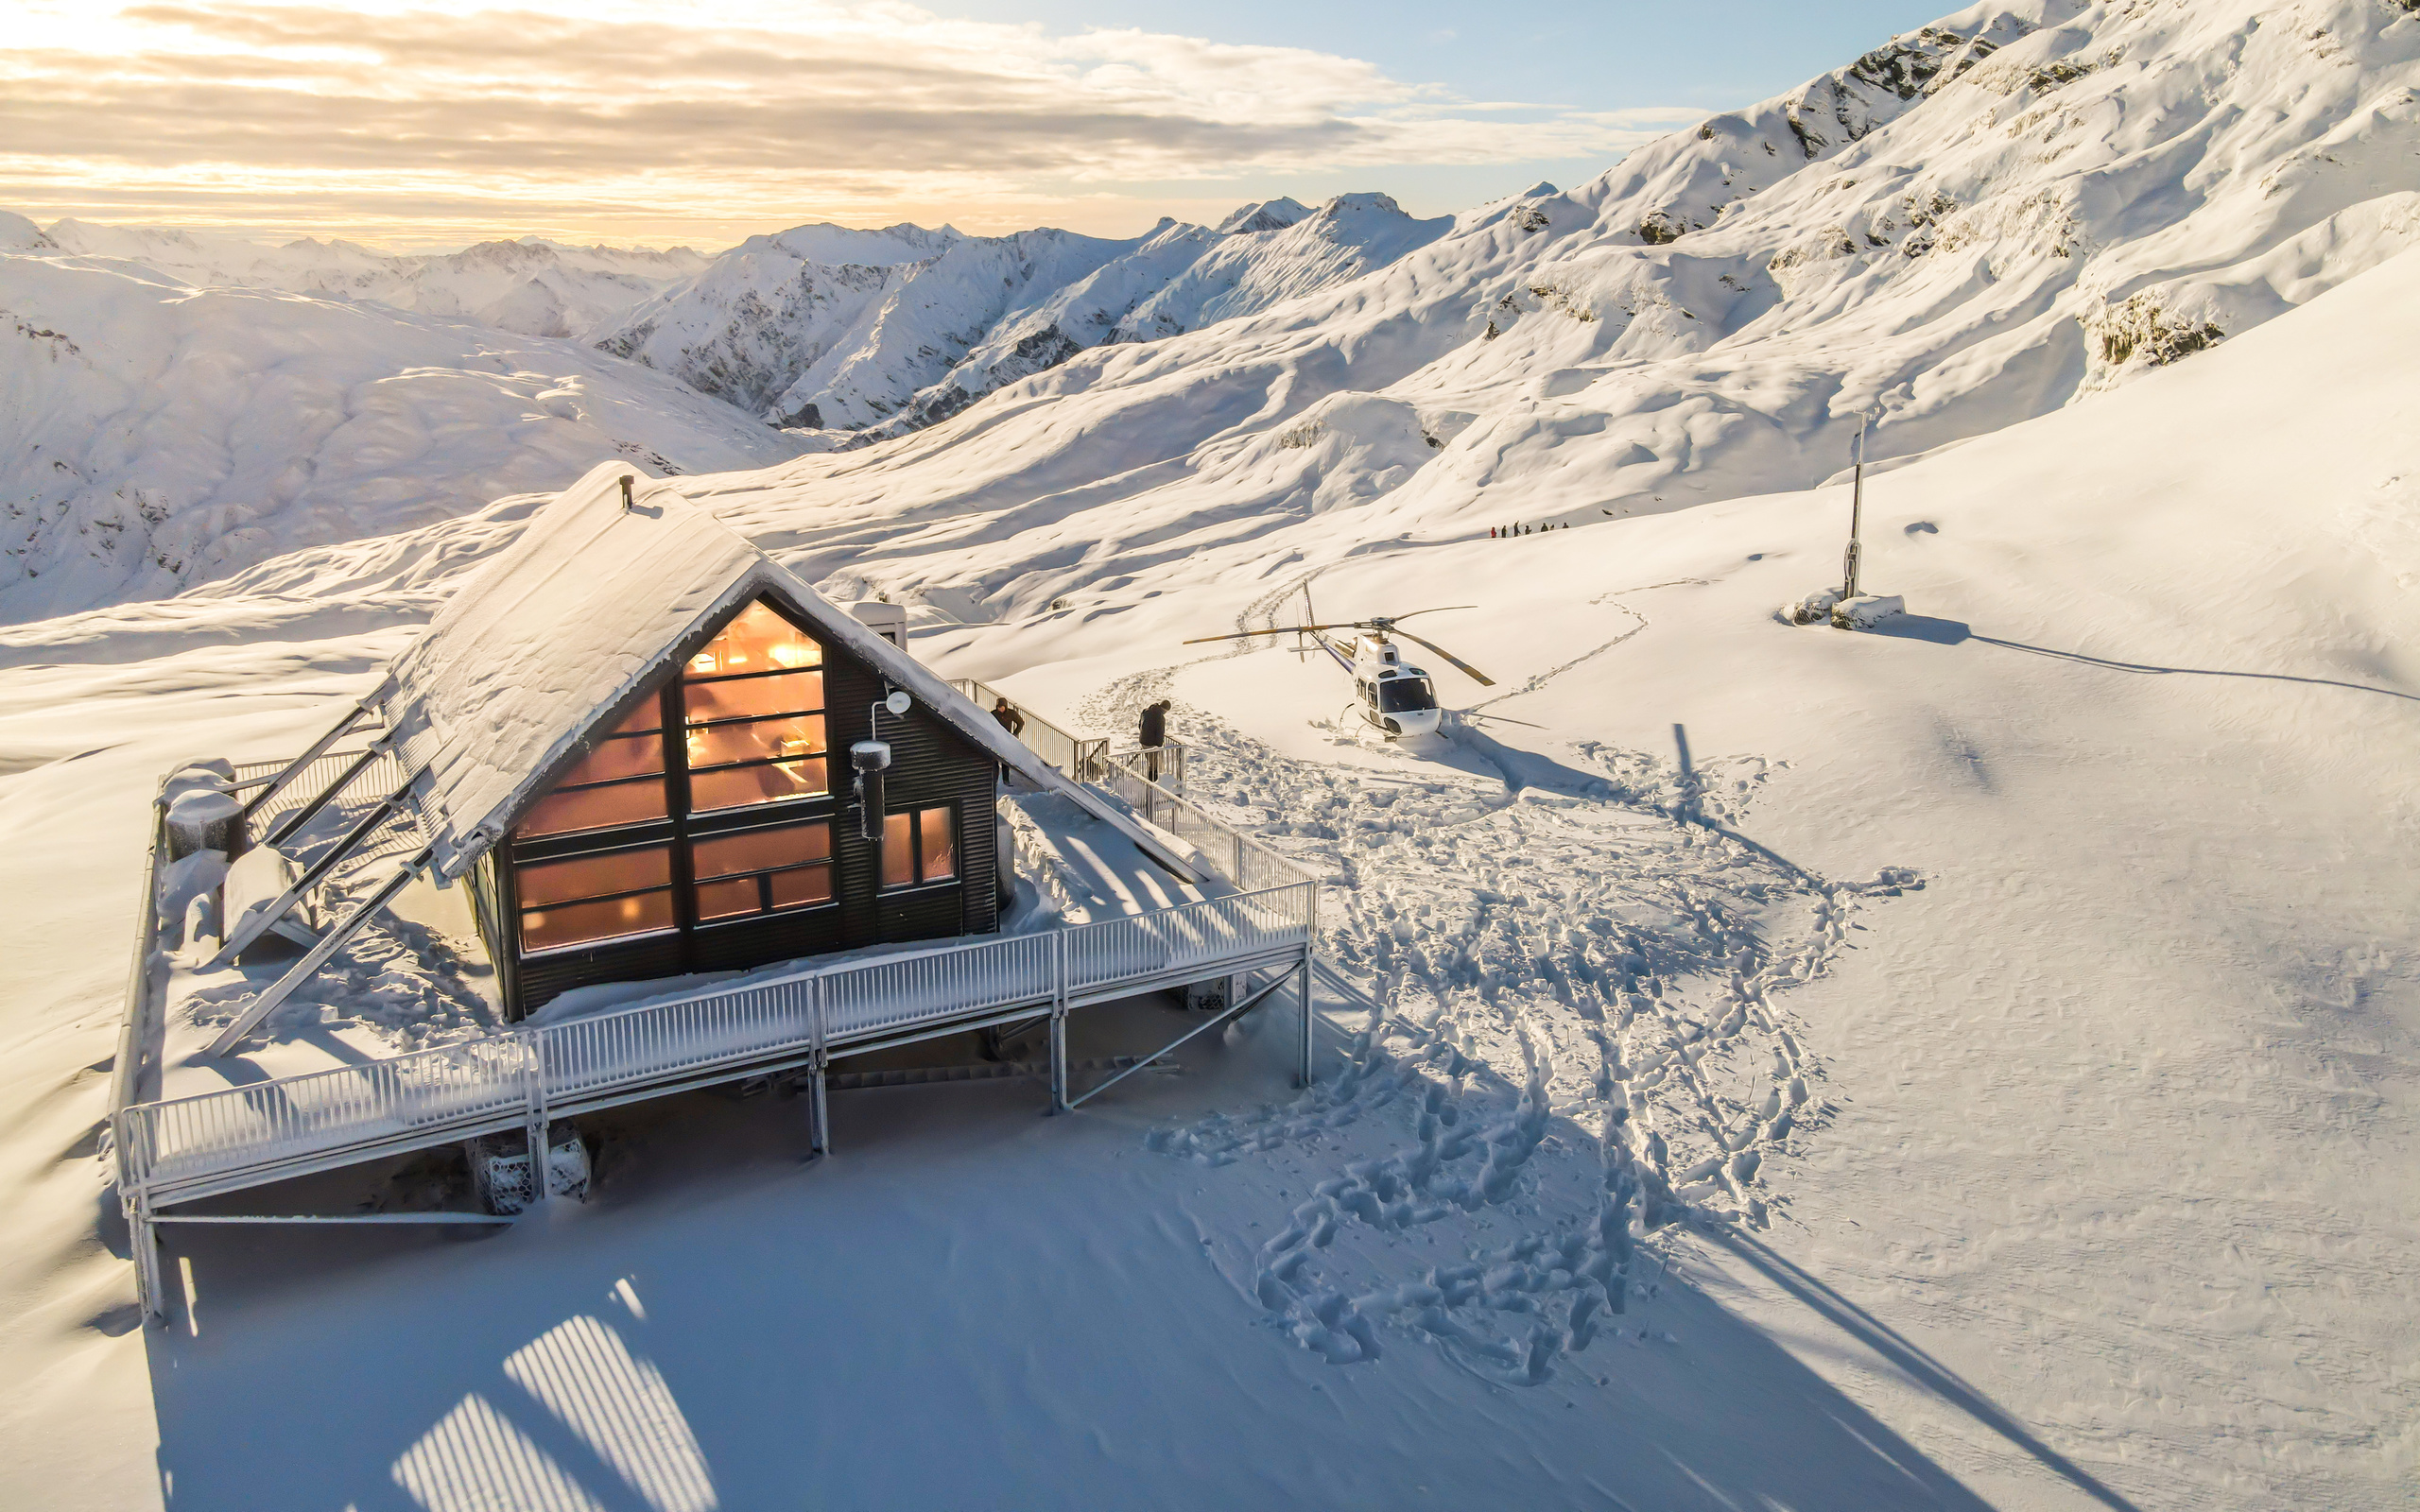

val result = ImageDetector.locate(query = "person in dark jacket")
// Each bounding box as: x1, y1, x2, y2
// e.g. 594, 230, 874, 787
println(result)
991, 696, 1025, 736
1138, 699, 1170, 782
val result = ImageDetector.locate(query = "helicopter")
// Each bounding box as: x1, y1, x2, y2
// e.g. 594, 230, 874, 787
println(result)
1185, 602, 1494, 739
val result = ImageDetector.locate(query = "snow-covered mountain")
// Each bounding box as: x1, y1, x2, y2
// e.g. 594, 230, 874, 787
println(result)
643, 0, 2420, 630
592, 193, 1450, 441
11, 0, 2419, 632
0, 251, 807, 625
37, 220, 707, 340
595, 221, 1131, 430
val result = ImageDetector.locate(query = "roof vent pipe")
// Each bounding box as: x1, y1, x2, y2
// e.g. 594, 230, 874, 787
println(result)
851, 740, 891, 841
619, 474, 635, 511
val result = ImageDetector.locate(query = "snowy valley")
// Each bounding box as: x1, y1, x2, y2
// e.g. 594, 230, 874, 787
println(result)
2, 0, 2418, 1508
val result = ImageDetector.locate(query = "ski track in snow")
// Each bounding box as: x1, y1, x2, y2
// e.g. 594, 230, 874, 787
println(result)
1078, 662, 1919, 1381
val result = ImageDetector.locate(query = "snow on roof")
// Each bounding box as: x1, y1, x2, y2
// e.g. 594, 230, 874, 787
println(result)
379, 459, 1196, 883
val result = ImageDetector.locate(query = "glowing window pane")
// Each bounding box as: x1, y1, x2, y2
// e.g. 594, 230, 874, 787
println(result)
550, 733, 665, 788
881, 812, 915, 887
686, 715, 824, 771
684, 672, 822, 725
917, 806, 956, 882
688, 759, 826, 812
607, 698, 663, 736
693, 878, 759, 921
692, 824, 831, 880
688, 603, 821, 678
769, 867, 835, 908
517, 779, 668, 837
515, 847, 671, 908
520, 890, 674, 952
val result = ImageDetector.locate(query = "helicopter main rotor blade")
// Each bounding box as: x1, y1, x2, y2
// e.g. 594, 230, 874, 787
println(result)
1388, 606, 1478, 625
1392, 629, 1495, 686
1182, 623, 1357, 644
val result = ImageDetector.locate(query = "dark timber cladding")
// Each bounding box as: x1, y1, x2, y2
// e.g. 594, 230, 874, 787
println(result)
467, 591, 1002, 1019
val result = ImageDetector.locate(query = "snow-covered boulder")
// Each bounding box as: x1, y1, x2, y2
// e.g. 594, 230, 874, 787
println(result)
1830, 593, 1906, 629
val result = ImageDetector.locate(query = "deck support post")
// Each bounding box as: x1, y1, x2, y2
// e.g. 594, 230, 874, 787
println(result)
1297, 949, 1315, 1088
522, 1033, 550, 1212
805, 1051, 831, 1158
125, 1186, 165, 1328
1048, 930, 1070, 1114
1298, 882, 1320, 1088
804, 975, 831, 1157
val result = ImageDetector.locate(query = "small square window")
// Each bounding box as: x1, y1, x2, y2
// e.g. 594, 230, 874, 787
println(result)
883, 806, 957, 889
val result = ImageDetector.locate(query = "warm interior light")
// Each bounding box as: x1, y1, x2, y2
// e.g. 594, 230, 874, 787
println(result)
696, 602, 821, 676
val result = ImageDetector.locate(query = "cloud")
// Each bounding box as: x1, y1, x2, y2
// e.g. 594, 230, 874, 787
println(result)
0, 1, 1703, 245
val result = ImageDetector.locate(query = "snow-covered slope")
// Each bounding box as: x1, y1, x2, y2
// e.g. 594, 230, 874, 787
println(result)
37, 221, 706, 340
594, 196, 1449, 439
1111, 192, 1454, 347
5, 226, 2415, 1512
0, 253, 807, 625
667, 0, 2420, 632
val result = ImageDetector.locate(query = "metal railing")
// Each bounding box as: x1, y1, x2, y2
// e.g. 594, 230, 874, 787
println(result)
1099, 742, 1185, 796
231, 747, 413, 855
116, 879, 1314, 1200
952, 679, 1109, 779
119, 1036, 534, 1194
1093, 763, 1305, 894
116, 709, 1322, 1203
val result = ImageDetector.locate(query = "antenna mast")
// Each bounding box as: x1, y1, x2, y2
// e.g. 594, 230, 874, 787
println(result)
1841, 417, 1868, 601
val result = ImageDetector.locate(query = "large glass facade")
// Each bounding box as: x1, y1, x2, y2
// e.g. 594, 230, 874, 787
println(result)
683, 604, 828, 811
510, 599, 845, 955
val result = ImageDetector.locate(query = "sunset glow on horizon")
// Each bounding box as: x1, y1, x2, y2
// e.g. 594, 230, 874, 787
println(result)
2, 0, 1707, 251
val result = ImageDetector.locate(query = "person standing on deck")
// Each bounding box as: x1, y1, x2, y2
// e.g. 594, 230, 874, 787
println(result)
1138, 699, 1171, 783
992, 696, 1025, 736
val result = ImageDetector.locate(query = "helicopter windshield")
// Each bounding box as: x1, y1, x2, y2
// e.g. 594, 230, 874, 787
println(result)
1375, 676, 1437, 713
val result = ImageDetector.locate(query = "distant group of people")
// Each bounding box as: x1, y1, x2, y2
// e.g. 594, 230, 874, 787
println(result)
1490, 523, 1569, 538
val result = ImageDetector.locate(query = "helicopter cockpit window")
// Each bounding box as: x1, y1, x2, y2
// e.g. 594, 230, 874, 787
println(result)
1376, 677, 1437, 713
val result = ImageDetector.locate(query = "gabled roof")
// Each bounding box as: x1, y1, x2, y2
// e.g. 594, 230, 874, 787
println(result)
380, 460, 1194, 884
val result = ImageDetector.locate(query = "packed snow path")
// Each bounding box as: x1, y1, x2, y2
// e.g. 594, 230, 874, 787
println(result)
1087, 675, 1917, 1381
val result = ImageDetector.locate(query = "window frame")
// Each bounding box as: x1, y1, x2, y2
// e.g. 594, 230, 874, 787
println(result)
688, 815, 839, 929
512, 703, 671, 840
512, 837, 680, 956
508, 597, 843, 961
880, 803, 959, 893
680, 617, 830, 814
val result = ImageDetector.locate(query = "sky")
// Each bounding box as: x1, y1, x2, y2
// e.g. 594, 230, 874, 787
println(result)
2, 0, 1951, 252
